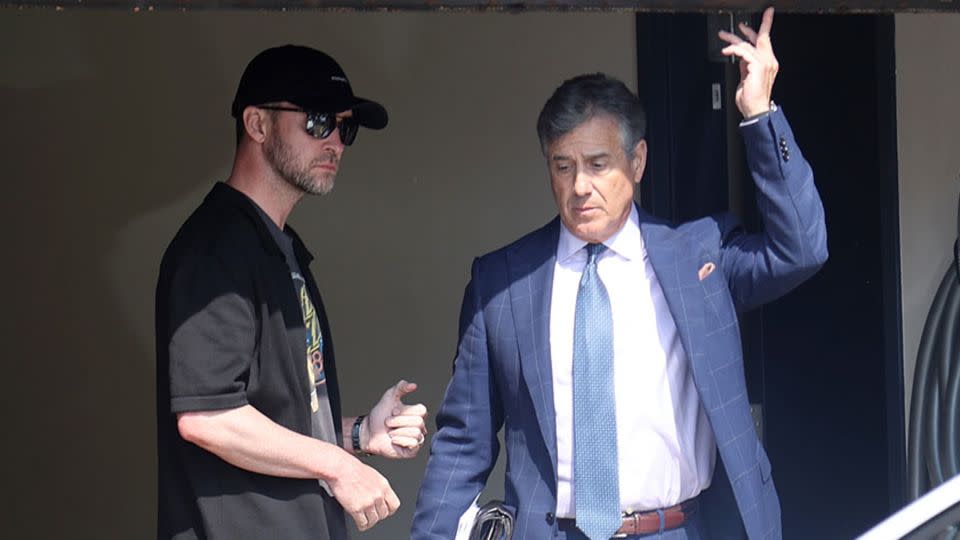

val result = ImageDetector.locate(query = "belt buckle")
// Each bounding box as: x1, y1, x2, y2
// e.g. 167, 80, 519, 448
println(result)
610, 512, 637, 538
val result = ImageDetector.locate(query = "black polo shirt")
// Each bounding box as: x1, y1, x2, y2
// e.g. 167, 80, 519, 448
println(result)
155, 182, 347, 540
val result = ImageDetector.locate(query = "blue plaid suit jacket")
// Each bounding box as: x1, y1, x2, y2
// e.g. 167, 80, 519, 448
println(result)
411, 108, 828, 540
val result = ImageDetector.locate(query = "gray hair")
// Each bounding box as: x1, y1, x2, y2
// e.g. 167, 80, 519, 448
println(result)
536, 73, 646, 158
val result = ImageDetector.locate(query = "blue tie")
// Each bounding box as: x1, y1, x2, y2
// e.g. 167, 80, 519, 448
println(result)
573, 243, 621, 540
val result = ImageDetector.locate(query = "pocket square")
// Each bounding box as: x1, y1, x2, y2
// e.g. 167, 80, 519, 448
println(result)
698, 262, 716, 281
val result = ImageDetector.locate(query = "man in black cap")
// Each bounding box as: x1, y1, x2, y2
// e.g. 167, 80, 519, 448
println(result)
155, 45, 428, 540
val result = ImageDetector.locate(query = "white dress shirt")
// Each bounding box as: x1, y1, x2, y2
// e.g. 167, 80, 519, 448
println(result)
551, 205, 716, 517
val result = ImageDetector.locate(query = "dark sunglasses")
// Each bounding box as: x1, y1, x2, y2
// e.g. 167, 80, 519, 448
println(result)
258, 105, 359, 146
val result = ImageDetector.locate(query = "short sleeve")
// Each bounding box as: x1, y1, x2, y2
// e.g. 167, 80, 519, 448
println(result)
163, 254, 257, 413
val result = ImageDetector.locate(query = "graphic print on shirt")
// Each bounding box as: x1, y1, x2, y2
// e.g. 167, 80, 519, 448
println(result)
294, 271, 325, 413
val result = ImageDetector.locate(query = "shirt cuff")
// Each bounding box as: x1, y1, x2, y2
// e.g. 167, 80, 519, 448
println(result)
739, 102, 779, 127
171, 391, 248, 413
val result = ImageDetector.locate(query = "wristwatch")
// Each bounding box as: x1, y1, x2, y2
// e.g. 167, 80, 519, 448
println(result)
352, 414, 370, 456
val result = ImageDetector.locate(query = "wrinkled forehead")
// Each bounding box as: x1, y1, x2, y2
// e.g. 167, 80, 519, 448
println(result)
547, 114, 625, 156
543, 109, 627, 152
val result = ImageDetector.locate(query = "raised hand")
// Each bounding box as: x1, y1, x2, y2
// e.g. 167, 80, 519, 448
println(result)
719, 7, 779, 118
363, 380, 428, 459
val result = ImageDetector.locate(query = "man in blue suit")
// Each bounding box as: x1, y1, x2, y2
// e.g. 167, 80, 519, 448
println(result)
412, 8, 826, 539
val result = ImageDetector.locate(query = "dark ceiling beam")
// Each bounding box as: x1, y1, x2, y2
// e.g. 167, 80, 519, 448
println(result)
5, 0, 959, 12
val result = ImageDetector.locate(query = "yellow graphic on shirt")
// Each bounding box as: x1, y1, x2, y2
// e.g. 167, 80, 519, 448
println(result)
297, 275, 325, 413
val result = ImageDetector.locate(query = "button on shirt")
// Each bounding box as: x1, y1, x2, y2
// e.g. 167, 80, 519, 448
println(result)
550, 206, 716, 516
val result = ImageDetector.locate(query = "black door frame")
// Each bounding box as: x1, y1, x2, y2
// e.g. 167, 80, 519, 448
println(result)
635, 9, 906, 532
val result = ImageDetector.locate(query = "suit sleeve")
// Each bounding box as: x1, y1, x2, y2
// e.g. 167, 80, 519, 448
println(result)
411, 258, 505, 540
718, 107, 829, 311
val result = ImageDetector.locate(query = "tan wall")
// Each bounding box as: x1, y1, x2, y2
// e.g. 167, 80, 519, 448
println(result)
12, 8, 957, 538
895, 13, 960, 427
0, 10, 635, 539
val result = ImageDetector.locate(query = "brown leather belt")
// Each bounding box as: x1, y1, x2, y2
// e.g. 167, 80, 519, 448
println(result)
558, 499, 697, 538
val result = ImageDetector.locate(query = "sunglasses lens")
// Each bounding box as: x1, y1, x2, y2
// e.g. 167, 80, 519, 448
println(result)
339, 118, 358, 146
306, 112, 336, 139
305, 112, 358, 146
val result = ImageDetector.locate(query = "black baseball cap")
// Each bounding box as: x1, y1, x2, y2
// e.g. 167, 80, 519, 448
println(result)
230, 45, 388, 130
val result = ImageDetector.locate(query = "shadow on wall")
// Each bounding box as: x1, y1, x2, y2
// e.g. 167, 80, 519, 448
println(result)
0, 12, 231, 539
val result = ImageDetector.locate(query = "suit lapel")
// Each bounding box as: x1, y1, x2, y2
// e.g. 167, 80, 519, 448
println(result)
638, 210, 716, 413
506, 212, 721, 479
507, 218, 560, 478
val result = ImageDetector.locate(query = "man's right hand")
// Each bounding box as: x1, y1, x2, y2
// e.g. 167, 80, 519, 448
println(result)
176, 405, 402, 530
328, 456, 401, 531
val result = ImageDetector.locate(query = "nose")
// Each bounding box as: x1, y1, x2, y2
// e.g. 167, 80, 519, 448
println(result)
573, 170, 592, 197
323, 125, 346, 157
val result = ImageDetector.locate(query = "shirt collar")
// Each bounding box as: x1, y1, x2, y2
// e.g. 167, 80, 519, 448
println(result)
557, 204, 644, 263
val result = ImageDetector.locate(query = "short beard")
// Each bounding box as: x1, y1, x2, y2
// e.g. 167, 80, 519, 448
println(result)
264, 133, 336, 196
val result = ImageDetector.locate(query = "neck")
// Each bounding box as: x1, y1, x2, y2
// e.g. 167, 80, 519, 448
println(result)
227, 147, 303, 229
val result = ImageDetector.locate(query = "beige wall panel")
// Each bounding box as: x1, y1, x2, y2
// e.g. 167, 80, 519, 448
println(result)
0, 9, 635, 538
895, 13, 960, 430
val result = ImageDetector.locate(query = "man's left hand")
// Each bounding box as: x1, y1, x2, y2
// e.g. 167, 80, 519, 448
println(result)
363, 380, 428, 459
719, 6, 779, 118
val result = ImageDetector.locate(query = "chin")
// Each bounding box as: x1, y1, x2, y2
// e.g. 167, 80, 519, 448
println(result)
308, 177, 335, 196
570, 226, 603, 243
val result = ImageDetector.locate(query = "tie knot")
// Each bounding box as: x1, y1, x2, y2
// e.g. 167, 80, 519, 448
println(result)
586, 243, 606, 265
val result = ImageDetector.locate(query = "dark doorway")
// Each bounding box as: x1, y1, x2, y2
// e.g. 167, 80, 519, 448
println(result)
636, 12, 904, 539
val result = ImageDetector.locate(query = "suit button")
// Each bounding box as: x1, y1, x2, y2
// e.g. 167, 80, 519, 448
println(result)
546, 511, 555, 524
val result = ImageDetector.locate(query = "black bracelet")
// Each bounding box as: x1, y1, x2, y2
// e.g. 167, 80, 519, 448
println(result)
352, 415, 368, 455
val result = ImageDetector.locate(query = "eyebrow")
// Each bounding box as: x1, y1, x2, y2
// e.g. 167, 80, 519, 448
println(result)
550, 150, 610, 162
